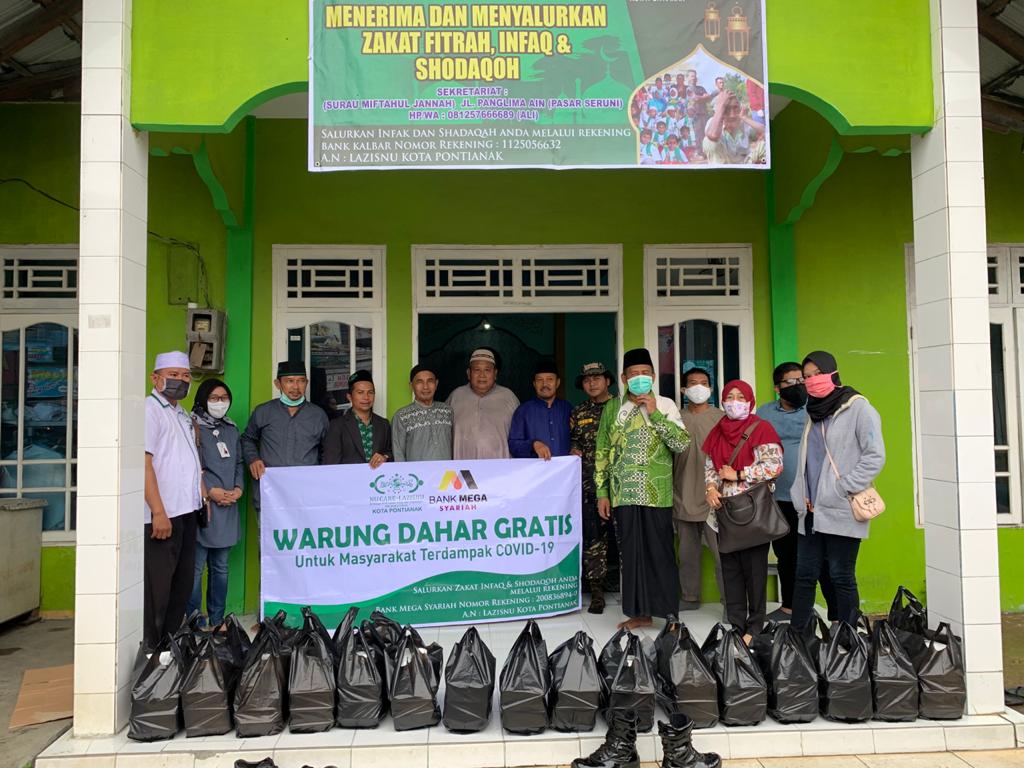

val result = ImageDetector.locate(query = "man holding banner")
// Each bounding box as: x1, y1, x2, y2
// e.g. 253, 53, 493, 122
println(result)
596, 348, 689, 630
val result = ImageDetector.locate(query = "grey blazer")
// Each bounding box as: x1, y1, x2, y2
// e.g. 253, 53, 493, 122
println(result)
321, 410, 393, 465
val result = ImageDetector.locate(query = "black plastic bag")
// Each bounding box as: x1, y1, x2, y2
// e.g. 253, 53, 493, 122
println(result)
268, 609, 300, 680
369, 609, 404, 651
443, 627, 496, 732
799, 615, 831, 674
547, 630, 604, 732
820, 621, 873, 722
386, 626, 442, 730
653, 622, 718, 729
915, 622, 966, 720
602, 631, 657, 732
701, 623, 766, 726
336, 625, 387, 728
597, 629, 655, 690
331, 606, 360, 659
288, 606, 336, 733
870, 619, 918, 722
751, 623, 818, 724
889, 586, 930, 660
234, 618, 288, 737
499, 619, 550, 734
128, 632, 191, 741
213, 613, 252, 677
181, 633, 235, 737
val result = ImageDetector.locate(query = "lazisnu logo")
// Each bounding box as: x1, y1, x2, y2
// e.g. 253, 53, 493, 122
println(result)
369, 472, 424, 495
438, 469, 478, 490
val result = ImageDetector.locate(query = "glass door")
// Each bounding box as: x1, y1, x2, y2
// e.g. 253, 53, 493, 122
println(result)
990, 307, 1023, 523
276, 313, 384, 417
648, 309, 754, 409
0, 317, 78, 539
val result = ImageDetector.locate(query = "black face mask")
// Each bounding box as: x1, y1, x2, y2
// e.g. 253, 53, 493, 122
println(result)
779, 383, 808, 408
161, 377, 190, 402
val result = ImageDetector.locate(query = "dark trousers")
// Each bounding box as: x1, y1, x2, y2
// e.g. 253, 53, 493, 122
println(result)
721, 541, 769, 636
582, 491, 610, 588
144, 511, 198, 648
773, 502, 837, 613
792, 524, 861, 631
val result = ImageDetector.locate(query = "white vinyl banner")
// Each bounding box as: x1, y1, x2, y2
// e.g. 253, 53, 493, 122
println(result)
260, 456, 582, 627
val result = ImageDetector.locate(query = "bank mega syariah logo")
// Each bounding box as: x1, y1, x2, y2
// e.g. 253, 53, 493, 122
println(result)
438, 469, 478, 491
369, 472, 424, 495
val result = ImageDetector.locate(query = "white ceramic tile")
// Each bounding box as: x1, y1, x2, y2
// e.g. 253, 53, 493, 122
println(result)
921, 478, 959, 528
946, 161, 985, 211
76, 642, 118, 694
937, 0, 981, 28
871, 725, 947, 753
947, 205, 987, 252
729, 727, 802, 758
122, 257, 147, 311
77, 543, 119, 595
85, 734, 131, 755
952, 343, 994, 393
919, 388, 955, 437
116, 626, 143, 685
962, 576, 1001, 625
194, 750, 282, 768
912, 163, 948, 221
911, 122, 946, 179
122, 119, 149, 177
921, 434, 957, 482
41, 732, 97, 757
428, 742, 502, 768
945, 116, 984, 163
951, 390, 994, 438
916, 345, 954, 392
74, 692, 118, 736
942, 72, 982, 118
276, 729, 355, 749
350, 744, 428, 768
965, 674, 1009, 717
116, 755, 196, 768
116, 515, 144, 591
801, 727, 874, 755
914, 253, 953, 309
955, 436, 996, 483
760, 758, 864, 768
954, 481, 997, 530
911, 208, 951, 264
503, 737, 580, 766
75, 594, 118, 644
82, 115, 124, 164
76, 497, 120, 546
947, 250, 989, 300
350, 722, 443, 747
274, 747, 352, 768
962, 623, 1003, 673
79, 305, 125, 353
37, 758, 117, 768
949, 298, 991, 345
122, 165, 149, 222
80, 209, 123, 259
915, 298, 953, 350
925, 566, 964, 623
925, 525, 961, 576
940, 25, 980, 74
82, 66, 128, 117
959, 529, 1000, 578
944, 723, 1016, 750
82, 22, 127, 70
690, 730, 730, 760
84, 0, 128, 25
77, 396, 121, 448
860, 753, 970, 768
81, 161, 124, 211
123, 212, 149, 267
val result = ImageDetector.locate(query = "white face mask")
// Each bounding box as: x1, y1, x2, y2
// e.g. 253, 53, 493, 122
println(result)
684, 384, 712, 405
207, 401, 230, 419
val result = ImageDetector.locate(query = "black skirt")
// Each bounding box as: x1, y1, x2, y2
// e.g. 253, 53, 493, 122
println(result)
613, 505, 679, 618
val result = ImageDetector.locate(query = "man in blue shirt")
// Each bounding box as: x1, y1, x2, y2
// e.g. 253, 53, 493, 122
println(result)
758, 361, 834, 621
508, 359, 573, 459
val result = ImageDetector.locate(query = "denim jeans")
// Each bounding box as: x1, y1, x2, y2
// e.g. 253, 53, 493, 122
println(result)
186, 543, 231, 627
791, 524, 861, 631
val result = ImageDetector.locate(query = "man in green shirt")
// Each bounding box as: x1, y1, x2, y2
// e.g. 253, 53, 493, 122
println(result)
596, 347, 690, 630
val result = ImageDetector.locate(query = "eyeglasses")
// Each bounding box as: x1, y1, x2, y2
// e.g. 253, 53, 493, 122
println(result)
780, 377, 804, 387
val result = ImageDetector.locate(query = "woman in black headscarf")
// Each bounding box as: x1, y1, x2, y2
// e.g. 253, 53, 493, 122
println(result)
186, 378, 245, 627
790, 351, 885, 631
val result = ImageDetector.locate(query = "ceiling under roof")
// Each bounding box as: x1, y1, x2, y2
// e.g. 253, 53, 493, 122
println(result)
0, 0, 81, 102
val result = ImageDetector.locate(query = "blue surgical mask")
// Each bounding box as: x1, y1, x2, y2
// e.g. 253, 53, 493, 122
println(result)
626, 375, 654, 396
280, 393, 305, 407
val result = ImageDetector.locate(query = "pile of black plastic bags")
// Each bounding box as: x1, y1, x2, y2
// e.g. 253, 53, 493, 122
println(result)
127, 584, 966, 742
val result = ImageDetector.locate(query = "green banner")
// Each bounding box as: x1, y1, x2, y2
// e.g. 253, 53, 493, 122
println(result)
308, 0, 768, 170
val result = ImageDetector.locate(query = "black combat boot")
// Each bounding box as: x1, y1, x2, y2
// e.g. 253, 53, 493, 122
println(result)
588, 578, 606, 614
658, 713, 721, 768
234, 760, 277, 768
572, 709, 640, 768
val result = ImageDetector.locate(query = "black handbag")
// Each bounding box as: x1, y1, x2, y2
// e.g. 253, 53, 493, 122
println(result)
715, 420, 790, 554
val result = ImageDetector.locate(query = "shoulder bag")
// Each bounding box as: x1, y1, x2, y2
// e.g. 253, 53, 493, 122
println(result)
716, 420, 790, 554
822, 422, 885, 522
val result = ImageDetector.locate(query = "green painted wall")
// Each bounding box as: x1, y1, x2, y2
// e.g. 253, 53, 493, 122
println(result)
984, 130, 1024, 612
130, 1, 932, 134
40, 546, 76, 611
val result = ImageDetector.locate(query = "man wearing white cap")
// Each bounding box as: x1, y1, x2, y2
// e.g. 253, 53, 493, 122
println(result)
446, 347, 520, 459
144, 351, 203, 648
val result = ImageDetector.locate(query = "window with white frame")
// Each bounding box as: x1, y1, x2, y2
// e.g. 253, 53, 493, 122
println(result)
0, 246, 79, 541
644, 245, 755, 409
906, 244, 1024, 527
272, 246, 387, 414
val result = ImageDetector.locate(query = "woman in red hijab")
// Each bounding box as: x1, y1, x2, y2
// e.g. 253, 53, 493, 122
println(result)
703, 379, 783, 642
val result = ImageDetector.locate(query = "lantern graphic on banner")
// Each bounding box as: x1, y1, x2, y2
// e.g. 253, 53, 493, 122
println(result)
726, 4, 750, 61
704, 2, 721, 42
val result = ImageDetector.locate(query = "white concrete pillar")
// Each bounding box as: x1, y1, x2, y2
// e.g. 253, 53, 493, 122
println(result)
74, 0, 148, 735
912, 0, 1004, 714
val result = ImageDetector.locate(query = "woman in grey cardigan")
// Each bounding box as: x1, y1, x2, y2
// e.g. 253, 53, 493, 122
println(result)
790, 351, 885, 630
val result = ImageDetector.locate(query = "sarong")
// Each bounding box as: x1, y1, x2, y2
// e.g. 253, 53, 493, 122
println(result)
613, 505, 678, 618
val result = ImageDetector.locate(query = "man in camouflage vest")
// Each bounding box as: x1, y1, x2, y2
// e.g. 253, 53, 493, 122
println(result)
570, 362, 615, 613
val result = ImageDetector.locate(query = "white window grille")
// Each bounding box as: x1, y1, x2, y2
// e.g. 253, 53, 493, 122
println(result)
644, 245, 751, 307
0, 246, 78, 310
414, 246, 621, 309
274, 246, 384, 310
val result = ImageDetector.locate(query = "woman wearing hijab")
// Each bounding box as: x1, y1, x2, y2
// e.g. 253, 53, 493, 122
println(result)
790, 351, 885, 631
704, 379, 783, 642
187, 378, 244, 627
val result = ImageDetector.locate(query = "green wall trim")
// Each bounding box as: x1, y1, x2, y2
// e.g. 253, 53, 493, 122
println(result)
769, 83, 931, 138
781, 137, 846, 226
133, 82, 308, 135
192, 140, 240, 228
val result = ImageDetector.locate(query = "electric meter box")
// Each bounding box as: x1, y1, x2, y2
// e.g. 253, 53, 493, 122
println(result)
186, 308, 226, 373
